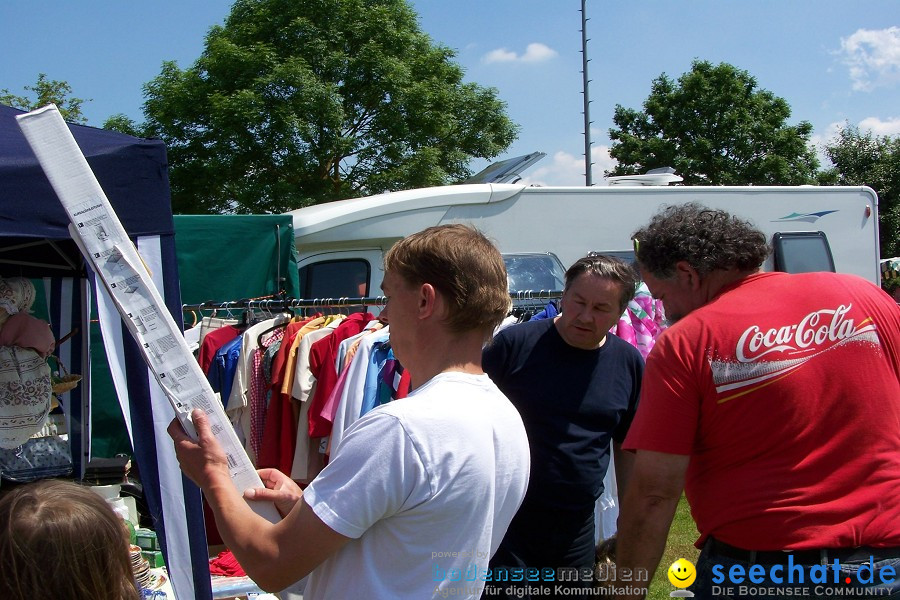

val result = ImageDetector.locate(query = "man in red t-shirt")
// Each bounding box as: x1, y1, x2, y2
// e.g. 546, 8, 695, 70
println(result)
615, 203, 900, 600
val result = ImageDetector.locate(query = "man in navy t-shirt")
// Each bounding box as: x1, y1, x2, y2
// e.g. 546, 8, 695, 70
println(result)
482, 254, 644, 599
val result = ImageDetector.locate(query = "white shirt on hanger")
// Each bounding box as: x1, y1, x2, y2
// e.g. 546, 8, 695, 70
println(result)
288, 317, 344, 480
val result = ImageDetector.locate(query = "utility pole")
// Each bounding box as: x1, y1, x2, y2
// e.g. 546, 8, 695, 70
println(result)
580, 0, 593, 186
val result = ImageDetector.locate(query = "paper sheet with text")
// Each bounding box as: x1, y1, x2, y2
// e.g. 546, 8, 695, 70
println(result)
17, 104, 280, 524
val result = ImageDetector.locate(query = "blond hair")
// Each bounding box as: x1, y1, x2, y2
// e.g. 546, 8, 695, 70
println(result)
384, 224, 511, 339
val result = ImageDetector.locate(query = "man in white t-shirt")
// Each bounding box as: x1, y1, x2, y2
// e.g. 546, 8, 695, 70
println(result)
169, 224, 531, 599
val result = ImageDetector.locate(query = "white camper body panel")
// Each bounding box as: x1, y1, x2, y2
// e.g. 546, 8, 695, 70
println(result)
287, 184, 880, 297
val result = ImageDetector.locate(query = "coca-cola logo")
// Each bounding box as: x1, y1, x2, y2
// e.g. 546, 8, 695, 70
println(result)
736, 305, 857, 363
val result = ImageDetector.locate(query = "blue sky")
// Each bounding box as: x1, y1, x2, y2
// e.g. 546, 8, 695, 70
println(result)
3, 1, 899, 187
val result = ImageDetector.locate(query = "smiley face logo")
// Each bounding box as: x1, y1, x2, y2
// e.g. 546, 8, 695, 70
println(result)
667, 558, 696, 588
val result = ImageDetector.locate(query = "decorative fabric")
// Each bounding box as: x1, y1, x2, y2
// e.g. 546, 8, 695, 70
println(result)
609, 282, 667, 360
0, 346, 52, 448
0, 277, 37, 315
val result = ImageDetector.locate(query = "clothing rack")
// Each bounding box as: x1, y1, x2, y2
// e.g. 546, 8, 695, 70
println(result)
181, 296, 386, 314
510, 290, 563, 302
181, 290, 565, 313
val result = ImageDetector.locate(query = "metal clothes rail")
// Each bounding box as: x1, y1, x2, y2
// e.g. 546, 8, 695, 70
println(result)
181, 290, 564, 313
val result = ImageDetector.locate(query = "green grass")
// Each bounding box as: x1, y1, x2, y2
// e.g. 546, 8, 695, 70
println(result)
646, 495, 701, 600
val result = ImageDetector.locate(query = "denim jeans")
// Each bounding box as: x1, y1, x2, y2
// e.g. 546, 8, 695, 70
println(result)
690, 541, 900, 600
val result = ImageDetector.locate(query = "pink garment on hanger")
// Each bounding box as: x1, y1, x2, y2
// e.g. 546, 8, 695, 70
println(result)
318, 365, 351, 433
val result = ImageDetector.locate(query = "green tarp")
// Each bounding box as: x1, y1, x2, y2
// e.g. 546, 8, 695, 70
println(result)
174, 214, 300, 305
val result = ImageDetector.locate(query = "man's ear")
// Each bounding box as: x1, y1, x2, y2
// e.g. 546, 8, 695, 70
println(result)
674, 261, 702, 291
418, 283, 438, 319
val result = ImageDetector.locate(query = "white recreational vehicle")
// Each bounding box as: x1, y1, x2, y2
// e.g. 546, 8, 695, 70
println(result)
286, 183, 881, 302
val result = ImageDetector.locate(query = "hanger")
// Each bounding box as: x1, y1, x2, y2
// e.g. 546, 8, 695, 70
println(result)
255, 311, 291, 347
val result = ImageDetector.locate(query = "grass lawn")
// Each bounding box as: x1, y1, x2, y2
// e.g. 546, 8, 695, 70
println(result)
645, 495, 700, 600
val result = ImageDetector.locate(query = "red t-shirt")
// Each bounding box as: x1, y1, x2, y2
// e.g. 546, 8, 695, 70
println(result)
307, 313, 374, 437
625, 272, 900, 550
197, 325, 241, 374
258, 319, 313, 473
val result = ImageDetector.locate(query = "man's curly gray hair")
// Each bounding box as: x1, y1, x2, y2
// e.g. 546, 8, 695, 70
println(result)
632, 202, 770, 279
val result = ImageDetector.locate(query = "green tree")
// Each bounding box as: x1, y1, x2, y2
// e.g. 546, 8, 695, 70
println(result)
0, 74, 90, 124
141, 0, 518, 214
607, 60, 818, 185
822, 124, 900, 259
102, 113, 143, 137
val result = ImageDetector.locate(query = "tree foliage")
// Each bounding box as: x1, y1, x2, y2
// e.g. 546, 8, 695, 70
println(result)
822, 124, 900, 259
102, 113, 142, 137
0, 74, 90, 124
607, 60, 819, 185
140, 0, 518, 214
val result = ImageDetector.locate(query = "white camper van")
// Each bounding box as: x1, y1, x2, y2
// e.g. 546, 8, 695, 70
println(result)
286, 183, 881, 302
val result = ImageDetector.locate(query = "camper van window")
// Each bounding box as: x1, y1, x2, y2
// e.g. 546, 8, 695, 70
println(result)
772, 231, 836, 274
590, 250, 636, 266
299, 259, 370, 299
503, 253, 566, 293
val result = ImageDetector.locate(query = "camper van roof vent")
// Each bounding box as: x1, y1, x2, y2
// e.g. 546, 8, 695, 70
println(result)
462, 152, 546, 184
607, 167, 683, 187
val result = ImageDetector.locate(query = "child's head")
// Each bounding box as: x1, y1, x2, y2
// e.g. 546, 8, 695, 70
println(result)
0, 479, 140, 600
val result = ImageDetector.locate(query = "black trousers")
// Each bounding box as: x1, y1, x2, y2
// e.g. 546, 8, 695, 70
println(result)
482, 504, 596, 599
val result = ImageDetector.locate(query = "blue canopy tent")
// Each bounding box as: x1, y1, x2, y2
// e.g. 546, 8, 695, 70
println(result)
0, 104, 211, 600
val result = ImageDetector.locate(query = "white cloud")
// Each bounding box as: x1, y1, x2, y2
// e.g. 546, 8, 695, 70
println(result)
592, 146, 618, 185
812, 121, 845, 148
858, 116, 900, 136
520, 147, 617, 187
838, 26, 900, 91
521, 42, 558, 62
483, 48, 518, 63
482, 42, 558, 64
816, 118, 900, 146
810, 127, 839, 169
813, 118, 900, 168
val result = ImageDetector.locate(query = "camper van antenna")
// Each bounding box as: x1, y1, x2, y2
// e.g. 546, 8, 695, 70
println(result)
580, 0, 593, 186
